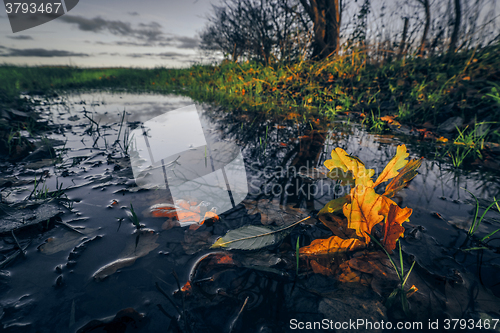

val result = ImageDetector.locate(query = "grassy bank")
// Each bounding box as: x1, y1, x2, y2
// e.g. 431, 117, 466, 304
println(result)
1, 44, 500, 134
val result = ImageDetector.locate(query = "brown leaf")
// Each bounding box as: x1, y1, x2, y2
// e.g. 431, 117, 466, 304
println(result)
318, 214, 358, 239
382, 204, 412, 252
310, 260, 334, 276
93, 229, 159, 280
383, 158, 422, 198
299, 235, 364, 255
39, 228, 99, 255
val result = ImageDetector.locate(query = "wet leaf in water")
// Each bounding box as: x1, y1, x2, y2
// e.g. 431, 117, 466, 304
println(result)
382, 204, 412, 252
299, 235, 364, 255
309, 259, 334, 276
211, 217, 310, 250
76, 308, 146, 333
0, 201, 64, 234
38, 228, 99, 255
324, 147, 375, 187
344, 186, 387, 244
243, 199, 308, 226
211, 225, 285, 250
373, 145, 409, 187
383, 158, 422, 198
326, 168, 355, 186
318, 195, 350, 216
93, 229, 159, 281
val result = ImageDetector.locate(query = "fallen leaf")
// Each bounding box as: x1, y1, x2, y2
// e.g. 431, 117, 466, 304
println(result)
324, 148, 374, 187
344, 186, 387, 244
383, 158, 422, 198
318, 214, 358, 239
382, 204, 412, 252
318, 195, 350, 216
39, 228, 99, 255
212, 217, 309, 250
310, 260, 334, 276
77, 308, 146, 333
373, 145, 409, 187
326, 168, 355, 186
93, 229, 159, 280
380, 115, 397, 123
202, 210, 219, 224
181, 281, 192, 293
337, 261, 362, 283
299, 235, 364, 255
406, 285, 418, 298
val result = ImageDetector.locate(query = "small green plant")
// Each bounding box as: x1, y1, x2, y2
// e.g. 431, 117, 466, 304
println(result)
448, 122, 493, 167
129, 203, 142, 229
368, 234, 416, 316
29, 176, 65, 200
484, 84, 500, 106
461, 188, 500, 239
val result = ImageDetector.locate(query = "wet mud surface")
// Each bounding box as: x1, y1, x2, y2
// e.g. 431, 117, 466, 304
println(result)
0, 91, 500, 332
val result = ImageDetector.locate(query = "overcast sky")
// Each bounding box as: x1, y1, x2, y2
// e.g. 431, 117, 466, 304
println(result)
0, 0, 215, 68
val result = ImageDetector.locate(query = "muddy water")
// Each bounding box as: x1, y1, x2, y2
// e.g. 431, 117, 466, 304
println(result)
1, 91, 499, 332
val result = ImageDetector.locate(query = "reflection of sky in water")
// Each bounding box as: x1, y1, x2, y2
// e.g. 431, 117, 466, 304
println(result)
129, 104, 248, 222
130, 105, 206, 171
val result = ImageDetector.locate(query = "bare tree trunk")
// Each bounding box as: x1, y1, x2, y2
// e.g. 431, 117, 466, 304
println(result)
449, 0, 461, 53
418, 0, 430, 56
398, 17, 409, 60
299, 0, 341, 59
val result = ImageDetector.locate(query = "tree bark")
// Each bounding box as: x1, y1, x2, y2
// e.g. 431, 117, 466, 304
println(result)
418, 0, 430, 56
299, 0, 341, 59
398, 17, 409, 60
449, 0, 461, 53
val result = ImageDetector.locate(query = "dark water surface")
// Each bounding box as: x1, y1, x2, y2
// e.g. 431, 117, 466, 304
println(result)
1, 91, 500, 332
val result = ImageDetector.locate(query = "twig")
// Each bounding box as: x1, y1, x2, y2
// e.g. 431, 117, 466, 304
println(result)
11, 230, 25, 256
55, 220, 85, 235
229, 296, 249, 333
155, 282, 183, 317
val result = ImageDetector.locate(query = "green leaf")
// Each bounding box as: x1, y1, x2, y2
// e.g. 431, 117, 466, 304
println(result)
211, 216, 310, 250
318, 195, 350, 215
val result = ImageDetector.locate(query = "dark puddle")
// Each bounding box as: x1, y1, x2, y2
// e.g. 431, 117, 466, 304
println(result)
0, 91, 499, 332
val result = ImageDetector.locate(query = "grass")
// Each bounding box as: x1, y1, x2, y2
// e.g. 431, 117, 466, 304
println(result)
129, 203, 142, 229
461, 188, 500, 240
28, 176, 65, 200
1, 43, 499, 127
368, 234, 416, 316
1, 44, 500, 162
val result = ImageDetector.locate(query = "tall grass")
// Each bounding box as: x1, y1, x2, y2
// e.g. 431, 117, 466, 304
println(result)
1, 43, 500, 130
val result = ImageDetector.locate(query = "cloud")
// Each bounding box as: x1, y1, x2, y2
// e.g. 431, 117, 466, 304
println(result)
126, 51, 187, 59
170, 36, 200, 49
59, 15, 163, 42
0, 47, 89, 57
94, 36, 200, 49
59, 15, 200, 50
6, 35, 33, 40
128, 12, 139, 16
